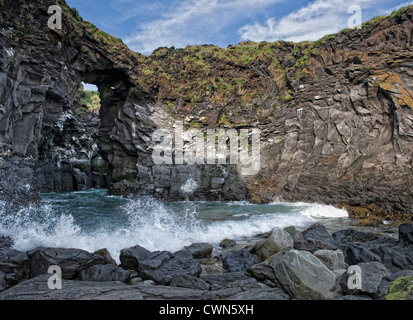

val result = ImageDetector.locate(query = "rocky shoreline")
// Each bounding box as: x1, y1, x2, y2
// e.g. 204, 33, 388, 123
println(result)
0, 222, 412, 300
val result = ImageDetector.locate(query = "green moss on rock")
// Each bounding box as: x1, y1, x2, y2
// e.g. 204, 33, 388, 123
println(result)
386, 276, 413, 300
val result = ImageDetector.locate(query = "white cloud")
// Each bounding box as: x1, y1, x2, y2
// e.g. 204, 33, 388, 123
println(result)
239, 0, 412, 43
124, 0, 283, 55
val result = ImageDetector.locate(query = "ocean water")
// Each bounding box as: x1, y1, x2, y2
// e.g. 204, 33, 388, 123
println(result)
0, 189, 355, 262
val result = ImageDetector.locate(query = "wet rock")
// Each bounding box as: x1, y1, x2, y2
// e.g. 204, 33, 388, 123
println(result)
94, 248, 117, 265
398, 223, 413, 246
200, 272, 249, 289
184, 243, 213, 259
314, 250, 346, 270
136, 283, 210, 300
275, 250, 337, 300
138, 250, 202, 285
222, 249, 260, 273
247, 251, 287, 283
119, 244, 152, 270
294, 238, 338, 253
170, 274, 210, 291
302, 223, 337, 249
247, 262, 276, 282
339, 232, 413, 273
79, 264, 130, 283
332, 229, 379, 246
27, 248, 105, 279
0, 274, 144, 300
284, 226, 304, 243
0, 247, 29, 287
219, 239, 236, 248
255, 228, 293, 261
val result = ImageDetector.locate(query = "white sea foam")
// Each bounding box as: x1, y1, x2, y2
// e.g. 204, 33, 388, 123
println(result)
0, 194, 348, 263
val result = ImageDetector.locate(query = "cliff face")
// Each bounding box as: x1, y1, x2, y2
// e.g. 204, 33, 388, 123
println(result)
0, 0, 412, 218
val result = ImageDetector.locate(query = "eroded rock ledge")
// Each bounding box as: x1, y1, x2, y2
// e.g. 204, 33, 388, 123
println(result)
0, 223, 412, 300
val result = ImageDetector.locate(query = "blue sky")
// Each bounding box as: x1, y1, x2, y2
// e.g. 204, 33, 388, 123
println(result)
67, 0, 412, 56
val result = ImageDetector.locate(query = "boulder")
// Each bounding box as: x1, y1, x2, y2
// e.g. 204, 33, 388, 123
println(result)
342, 242, 383, 265
94, 248, 117, 265
79, 264, 130, 283
219, 239, 236, 248
339, 262, 391, 297
294, 238, 337, 253
284, 226, 304, 242
302, 223, 337, 249
222, 249, 260, 273
255, 228, 293, 261
340, 240, 413, 273
314, 250, 346, 270
119, 244, 151, 270
247, 251, 286, 282
184, 243, 213, 259
170, 274, 210, 291
247, 262, 276, 282
0, 247, 29, 286
274, 250, 337, 300
27, 248, 105, 279
138, 250, 202, 285
332, 229, 379, 246
398, 223, 413, 246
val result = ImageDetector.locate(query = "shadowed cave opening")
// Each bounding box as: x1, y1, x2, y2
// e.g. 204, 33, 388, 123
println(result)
34, 67, 133, 194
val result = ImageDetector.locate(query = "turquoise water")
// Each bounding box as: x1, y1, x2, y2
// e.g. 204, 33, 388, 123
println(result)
0, 189, 352, 262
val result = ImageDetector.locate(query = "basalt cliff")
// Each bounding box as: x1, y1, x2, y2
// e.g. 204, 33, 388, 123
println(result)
0, 0, 412, 221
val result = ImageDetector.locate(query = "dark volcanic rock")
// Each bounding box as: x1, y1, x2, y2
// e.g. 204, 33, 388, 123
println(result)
170, 274, 210, 291
200, 272, 249, 288
222, 249, 261, 273
398, 223, 413, 246
138, 250, 202, 285
219, 239, 237, 248
79, 264, 130, 283
0, 274, 144, 300
334, 226, 413, 274
294, 238, 338, 253
339, 262, 391, 297
119, 245, 152, 270
184, 243, 213, 259
94, 248, 117, 265
0, 247, 29, 287
27, 248, 105, 279
302, 223, 337, 249
332, 229, 380, 245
